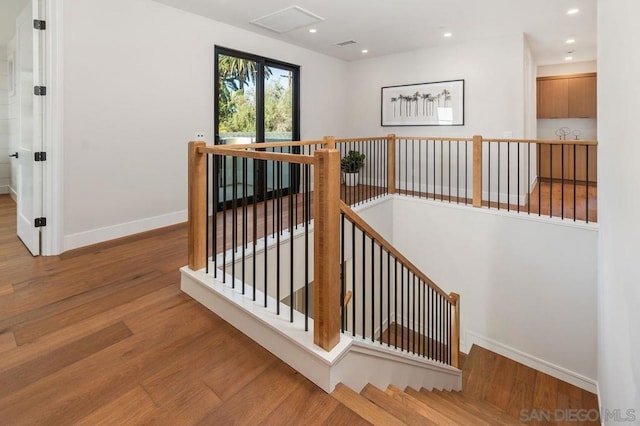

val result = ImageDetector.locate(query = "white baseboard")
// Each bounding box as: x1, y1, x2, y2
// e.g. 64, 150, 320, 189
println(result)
0, 185, 8, 195
63, 209, 187, 251
9, 185, 16, 201
464, 330, 597, 393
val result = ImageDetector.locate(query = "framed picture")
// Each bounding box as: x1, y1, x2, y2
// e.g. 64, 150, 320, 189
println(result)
8, 53, 15, 97
381, 79, 464, 126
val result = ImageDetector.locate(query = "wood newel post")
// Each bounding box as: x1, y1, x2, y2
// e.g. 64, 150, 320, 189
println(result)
323, 135, 336, 150
472, 135, 483, 207
387, 134, 396, 194
188, 141, 207, 271
450, 292, 461, 369
313, 148, 341, 351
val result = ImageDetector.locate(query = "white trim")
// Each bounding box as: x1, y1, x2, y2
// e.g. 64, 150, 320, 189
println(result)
63, 210, 187, 251
180, 266, 461, 393
464, 329, 598, 393
0, 185, 8, 195
41, 0, 63, 255
9, 185, 17, 201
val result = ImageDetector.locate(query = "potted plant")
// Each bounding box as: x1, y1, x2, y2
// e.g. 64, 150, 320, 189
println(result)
341, 150, 366, 187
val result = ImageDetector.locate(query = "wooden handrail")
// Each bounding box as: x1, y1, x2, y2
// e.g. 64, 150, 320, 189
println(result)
392, 136, 474, 142
201, 146, 315, 165
339, 201, 453, 302
334, 136, 388, 143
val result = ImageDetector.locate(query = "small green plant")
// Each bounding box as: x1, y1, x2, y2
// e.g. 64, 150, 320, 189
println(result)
341, 150, 366, 173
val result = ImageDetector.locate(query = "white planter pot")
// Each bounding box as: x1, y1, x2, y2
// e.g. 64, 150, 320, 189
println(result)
343, 172, 360, 187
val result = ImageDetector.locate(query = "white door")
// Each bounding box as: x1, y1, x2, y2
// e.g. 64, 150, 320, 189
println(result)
16, 0, 44, 256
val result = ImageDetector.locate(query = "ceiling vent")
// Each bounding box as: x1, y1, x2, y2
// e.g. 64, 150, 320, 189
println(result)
334, 40, 358, 48
251, 6, 324, 34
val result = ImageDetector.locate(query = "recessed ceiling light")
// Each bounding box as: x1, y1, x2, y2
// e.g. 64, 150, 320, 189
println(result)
309, 28, 317, 33
566, 38, 576, 44
443, 32, 453, 38
361, 49, 368, 54
567, 8, 579, 15
565, 56, 574, 61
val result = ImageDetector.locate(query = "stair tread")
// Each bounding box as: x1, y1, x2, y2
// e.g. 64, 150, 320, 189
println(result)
431, 389, 525, 425
332, 383, 405, 426
385, 385, 460, 425
361, 384, 438, 426
405, 387, 491, 426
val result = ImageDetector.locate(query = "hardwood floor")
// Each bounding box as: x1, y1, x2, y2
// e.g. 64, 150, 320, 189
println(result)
396, 180, 597, 222
0, 195, 367, 425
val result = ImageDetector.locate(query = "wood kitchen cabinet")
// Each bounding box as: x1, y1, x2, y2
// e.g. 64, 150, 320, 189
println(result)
537, 73, 597, 118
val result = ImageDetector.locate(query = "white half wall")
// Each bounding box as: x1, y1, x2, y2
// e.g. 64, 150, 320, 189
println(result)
597, 0, 640, 417
62, 0, 348, 250
391, 196, 598, 392
345, 34, 526, 139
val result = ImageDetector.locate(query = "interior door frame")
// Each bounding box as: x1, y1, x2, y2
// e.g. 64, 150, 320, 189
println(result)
38, 0, 63, 255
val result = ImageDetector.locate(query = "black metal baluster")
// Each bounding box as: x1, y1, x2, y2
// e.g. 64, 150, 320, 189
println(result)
387, 251, 391, 347
212, 155, 218, 278
550, 145, 553, 218
528, 143, 531, 215
232, 157, 238, 288
448, 142, 451, 202
456, 141, 460, 203
394, 258, 398, 349
586, 146, 590, 223
352, 221, 356, 336
379, 243, 383, 344
304, 163, 309, 330
517, 143, 520, 213
488, 142, 491, 209
222, 156, 227, 283
418, 140, 422, 198
341, 213, 345, 333
289, 162, 294, 322
508, 143, 511, 212
405, 139, 408, 196
206, 154, 210, 274
242, 158, 247, 295
252, 159, 257, 301
538, 144, 542, 216
362, 229, 366, 339
433, 140, 436, 201
465, 141, 469, 204
371, 238, 375, 342
400, 264, 404, 350
263, 159, 268, 308
573, 145, 577, 221
561, 144, 565, 219
276, 161, 281, 314
412, 140, 416, 197
440, 140, 444, 201
497, 142, 501, 210
412, 274, 416, 354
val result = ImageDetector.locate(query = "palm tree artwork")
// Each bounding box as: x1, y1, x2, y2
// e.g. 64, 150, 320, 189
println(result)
382, 80, 463, 125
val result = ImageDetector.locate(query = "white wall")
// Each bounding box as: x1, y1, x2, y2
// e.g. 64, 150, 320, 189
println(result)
62, 0, 348, 249
345, 34, 526, 139
538, 60, 597, 78
0, 46, 9, 194
597, 0, 640, 418
391, 197, 598, 392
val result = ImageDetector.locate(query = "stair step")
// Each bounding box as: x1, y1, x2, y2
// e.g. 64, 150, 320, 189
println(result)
385, 385, 459, 425
404, 387, 490, 425
360, 384, 437, 426
331, 383, 405, 425
430, 389, 525, 425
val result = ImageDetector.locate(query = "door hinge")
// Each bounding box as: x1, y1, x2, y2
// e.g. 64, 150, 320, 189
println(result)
33, 20, 46, 30
34, 152, 47, 161
34, 86, 47, 96
35, 217, 47, 227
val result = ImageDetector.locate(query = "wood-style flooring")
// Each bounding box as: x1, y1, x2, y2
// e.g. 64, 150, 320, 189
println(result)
0, 195, 366, 425
397, 180, 597, 223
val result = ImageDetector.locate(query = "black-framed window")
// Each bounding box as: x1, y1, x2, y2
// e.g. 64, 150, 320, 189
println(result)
214, 46, 301, 204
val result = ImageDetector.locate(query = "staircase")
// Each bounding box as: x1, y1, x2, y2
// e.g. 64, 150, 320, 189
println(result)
332, 345, 600, 425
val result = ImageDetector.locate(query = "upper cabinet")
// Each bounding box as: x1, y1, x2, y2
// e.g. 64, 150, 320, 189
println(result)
537, 73, 597, 119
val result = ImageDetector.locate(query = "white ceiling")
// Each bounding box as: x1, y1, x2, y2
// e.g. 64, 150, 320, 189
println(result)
0, 0, 28, 47
153, 0, 597, 65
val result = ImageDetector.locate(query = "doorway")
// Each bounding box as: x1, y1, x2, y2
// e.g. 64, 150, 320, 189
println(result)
214, 46, 300, 206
